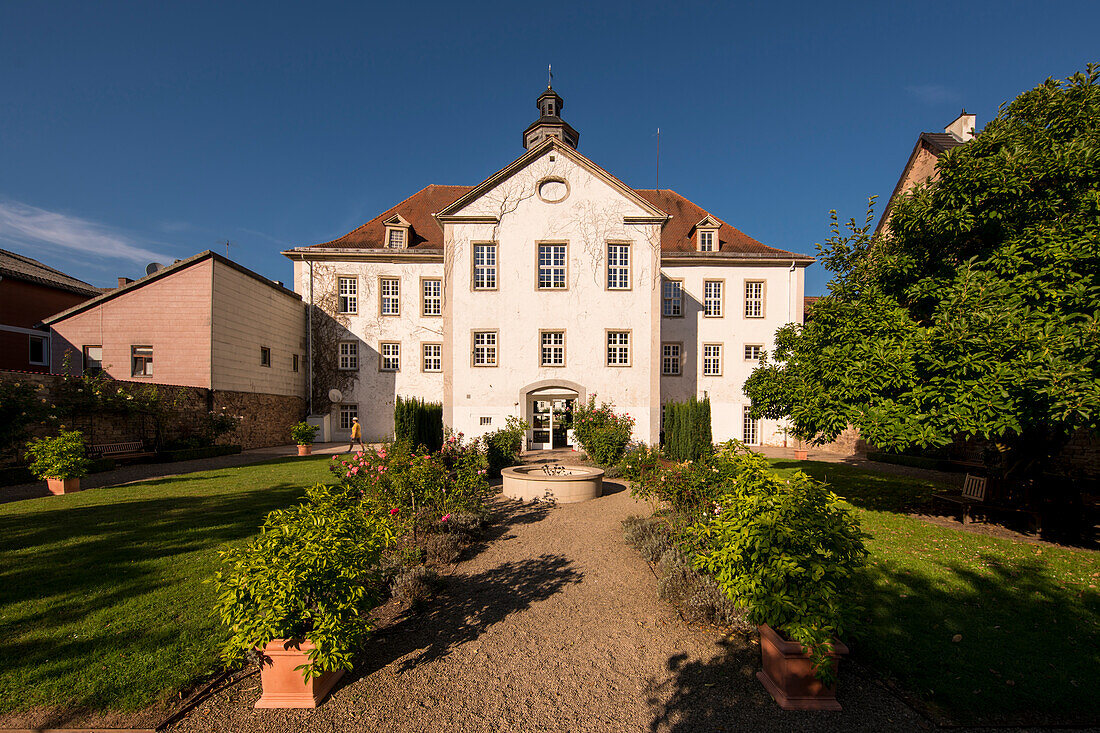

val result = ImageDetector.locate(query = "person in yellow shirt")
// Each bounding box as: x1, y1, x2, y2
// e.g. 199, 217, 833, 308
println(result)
347, 416, 365, 452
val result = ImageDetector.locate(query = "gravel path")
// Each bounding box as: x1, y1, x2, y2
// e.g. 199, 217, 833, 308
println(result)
169, 484, 925, 732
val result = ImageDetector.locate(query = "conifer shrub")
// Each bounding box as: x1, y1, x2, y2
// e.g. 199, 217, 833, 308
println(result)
394, 396, 443, 452
662, 397, 712, 461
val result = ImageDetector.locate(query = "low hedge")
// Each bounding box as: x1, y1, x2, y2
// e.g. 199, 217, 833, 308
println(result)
154, 445, 242, 463
0, 457, 116, 487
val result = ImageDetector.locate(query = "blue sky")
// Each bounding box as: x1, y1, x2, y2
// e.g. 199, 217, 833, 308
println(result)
1, 1, 1096, 296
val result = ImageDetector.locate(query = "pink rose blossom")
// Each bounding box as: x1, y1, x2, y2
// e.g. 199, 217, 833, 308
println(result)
441, 513, 452, 523
390, 507, 399, 516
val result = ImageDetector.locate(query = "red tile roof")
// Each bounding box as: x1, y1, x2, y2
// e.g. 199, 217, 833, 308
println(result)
312, 185, 473, 250
310, 184, 802, 258
633, 189, 795, 256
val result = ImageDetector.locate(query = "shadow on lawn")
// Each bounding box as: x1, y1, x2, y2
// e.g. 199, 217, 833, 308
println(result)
0, 483, 307, 713
770, 459, 941, 514
854, 552, 1100, 726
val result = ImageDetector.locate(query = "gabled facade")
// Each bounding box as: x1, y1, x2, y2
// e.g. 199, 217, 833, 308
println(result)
284, 87, 812, 447
45, 251, 307, 398
0, 249, 102, 373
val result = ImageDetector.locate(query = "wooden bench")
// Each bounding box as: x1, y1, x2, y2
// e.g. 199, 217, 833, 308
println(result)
89, 441, 154, 462
932, 474, 990, 524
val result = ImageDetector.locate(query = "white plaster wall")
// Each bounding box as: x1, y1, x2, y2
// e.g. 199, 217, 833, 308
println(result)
445, 148, 662, 444
660, 262, 806, 445
294, 258, 445, 441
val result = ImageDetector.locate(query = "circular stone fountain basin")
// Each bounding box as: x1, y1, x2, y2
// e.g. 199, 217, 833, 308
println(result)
501, 465, 605, 503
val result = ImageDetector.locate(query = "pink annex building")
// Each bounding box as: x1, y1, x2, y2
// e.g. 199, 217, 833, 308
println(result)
45, 251, 308, 401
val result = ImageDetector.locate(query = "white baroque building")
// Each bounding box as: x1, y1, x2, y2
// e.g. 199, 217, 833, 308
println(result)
283, 86, 811, 448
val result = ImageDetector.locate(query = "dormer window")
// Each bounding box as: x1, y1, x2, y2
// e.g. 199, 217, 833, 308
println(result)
695, 216, 721, 252
383, 214, 410, 249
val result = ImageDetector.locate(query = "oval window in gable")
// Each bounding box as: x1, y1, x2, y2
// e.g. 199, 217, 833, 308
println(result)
537, 177, 569, 204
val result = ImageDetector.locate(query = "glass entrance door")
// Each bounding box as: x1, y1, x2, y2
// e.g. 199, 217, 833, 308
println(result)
530, 399, 552, 450
529, 397, 575, 450
551, 399, 574, 448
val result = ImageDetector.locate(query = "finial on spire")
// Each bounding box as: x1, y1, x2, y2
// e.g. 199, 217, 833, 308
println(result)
548, 64, 553, 89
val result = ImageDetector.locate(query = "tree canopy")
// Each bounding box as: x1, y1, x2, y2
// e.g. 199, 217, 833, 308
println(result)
745, 66, 1100, 475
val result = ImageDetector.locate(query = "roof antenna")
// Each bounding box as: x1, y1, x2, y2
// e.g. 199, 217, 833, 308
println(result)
655, 127, 660, 192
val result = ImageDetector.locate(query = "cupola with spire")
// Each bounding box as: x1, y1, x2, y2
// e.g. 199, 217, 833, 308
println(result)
523, 83, 579, 150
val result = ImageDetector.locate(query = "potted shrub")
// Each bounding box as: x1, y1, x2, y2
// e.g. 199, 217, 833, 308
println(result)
26, 429, 91, 495
694, 459, 868, 710
213, 483, 393, 708
291, 421, 320, 456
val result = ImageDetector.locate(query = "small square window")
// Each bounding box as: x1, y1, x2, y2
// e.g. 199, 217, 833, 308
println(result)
28, 335, 47, 366
339, 404, 358, 430
338, 341, 359, 370
131, 345, 153, 377
260, 347, 271, 367
380, 342, 400, 372
606, 331, 630, 366
83, 345, 103, 374
744, 344, 763, 361
540, 330, 565, 367
480, 417, 492, 426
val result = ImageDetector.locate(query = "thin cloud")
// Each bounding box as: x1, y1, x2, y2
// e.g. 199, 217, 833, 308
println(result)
238, 227, 294, 247
0, 200, 173, 264
905, 83, 962, 105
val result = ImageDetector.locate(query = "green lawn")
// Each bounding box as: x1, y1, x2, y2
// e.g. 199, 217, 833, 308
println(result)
771, 459, 1100, 725
0, 456, 334, 714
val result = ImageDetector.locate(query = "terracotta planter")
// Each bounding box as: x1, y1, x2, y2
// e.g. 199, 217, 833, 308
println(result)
255, 638, 343, 708
46, 477, 81, 495
757, 624, 848, 711
297, 444, 313, 456
794, 449, 809, 460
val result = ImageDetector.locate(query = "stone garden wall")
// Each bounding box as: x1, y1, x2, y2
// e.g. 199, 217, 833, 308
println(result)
0, 369, 306, 459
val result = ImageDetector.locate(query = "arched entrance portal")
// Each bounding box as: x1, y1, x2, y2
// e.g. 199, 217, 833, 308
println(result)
519, 380, 586, 451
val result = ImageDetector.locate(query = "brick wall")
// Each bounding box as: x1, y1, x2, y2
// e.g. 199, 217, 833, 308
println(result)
0, 369, 306, 461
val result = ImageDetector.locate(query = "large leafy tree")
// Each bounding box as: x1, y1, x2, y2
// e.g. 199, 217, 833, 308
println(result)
745, 66, 1100, 479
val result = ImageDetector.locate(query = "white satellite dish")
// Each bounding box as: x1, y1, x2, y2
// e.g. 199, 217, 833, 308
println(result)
145, 262, 166, 276
328, 389, 343, 403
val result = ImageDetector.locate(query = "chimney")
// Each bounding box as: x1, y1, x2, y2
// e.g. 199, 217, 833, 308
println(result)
945, 109, 977, 142
117, 277, 133, 288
